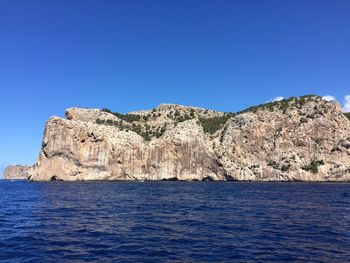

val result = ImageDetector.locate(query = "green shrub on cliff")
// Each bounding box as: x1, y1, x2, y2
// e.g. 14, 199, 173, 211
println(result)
101, 108, 142, 122
199, 115, 230, 134
96, 118, 119, 126
344, 112, 350, 121
238, 95, 321, 114
96, 118, 105, 124
302, 159, 324, 174
101, 108, 112, 113
176, 113, 192, 123
267, 159, 291, 172
267, 159, 280, 170
112, 112, 141, 122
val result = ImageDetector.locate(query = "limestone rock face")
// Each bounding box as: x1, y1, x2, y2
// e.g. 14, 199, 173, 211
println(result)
28, 96, 350, 181
29, 118, 222, 181
65, 108, 120, 123
216, 101, 350, 181
4, 165, 31, 180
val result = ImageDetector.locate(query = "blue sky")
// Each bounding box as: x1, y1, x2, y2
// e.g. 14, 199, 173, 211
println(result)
0, 0, 349, 176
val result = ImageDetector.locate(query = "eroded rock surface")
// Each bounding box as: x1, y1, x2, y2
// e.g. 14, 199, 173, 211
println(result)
28, 96, 350, 181
4, 165, 31, 180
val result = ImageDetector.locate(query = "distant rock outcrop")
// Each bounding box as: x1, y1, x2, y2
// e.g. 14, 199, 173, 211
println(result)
4, 165, 31, 180
26, 95, 350, 181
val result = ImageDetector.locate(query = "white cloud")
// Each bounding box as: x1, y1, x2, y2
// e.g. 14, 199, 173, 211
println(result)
322, 95, 336, 101
321, 94, 350, 112
272, 96, 284, 102
266, 96, 284, 103
264, 94, 350, 112
343, 95, 350, 112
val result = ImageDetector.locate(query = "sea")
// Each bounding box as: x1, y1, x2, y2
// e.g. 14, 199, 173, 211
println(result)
1, 180, 350, 262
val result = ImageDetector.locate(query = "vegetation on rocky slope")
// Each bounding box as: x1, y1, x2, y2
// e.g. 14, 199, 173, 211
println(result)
101, 109, 142, 122
96, 95, 333, 140
302, 159, 324, 174
266, 159, 291, 172
344, 112, 350, 121
96, 117, 167, 141
199, 115, 233, 134
99, 106, 237, 138
239, 95, 322, 114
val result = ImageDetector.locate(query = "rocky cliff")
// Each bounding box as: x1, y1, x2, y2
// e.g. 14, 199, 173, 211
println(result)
26, 95, 350, 181
4, 165, 31, 180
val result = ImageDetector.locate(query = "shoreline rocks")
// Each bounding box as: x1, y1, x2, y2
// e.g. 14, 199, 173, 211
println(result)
4, 165, 31, 180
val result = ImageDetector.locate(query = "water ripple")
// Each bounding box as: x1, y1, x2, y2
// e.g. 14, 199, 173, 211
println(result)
1, 181, 350, 262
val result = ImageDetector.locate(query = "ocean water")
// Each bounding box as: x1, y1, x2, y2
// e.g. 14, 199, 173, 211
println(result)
0, 181, 350, 262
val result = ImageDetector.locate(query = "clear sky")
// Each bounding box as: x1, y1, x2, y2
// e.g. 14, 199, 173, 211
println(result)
0, 0, 349, 176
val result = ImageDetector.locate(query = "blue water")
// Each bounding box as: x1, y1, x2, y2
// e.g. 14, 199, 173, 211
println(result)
1, 181, 350, 262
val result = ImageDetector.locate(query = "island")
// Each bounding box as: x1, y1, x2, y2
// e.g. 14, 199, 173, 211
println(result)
4, 95, 350, 181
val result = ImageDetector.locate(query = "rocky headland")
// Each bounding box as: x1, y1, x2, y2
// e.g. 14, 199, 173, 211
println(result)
4, 95, 350, 181
4, 165, 31, 180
